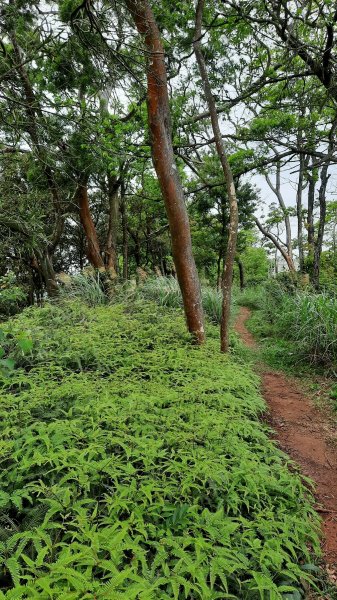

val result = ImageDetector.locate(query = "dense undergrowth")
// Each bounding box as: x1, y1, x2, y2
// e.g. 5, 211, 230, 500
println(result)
238, 280, 337, 373
138, 277, 225, 325
58, 275, 225, 325
0, 299, 320, 598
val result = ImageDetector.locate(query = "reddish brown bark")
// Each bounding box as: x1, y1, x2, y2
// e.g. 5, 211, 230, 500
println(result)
125, 0, 205, 343
75, 180, 105, 269
194, 0, 238, 352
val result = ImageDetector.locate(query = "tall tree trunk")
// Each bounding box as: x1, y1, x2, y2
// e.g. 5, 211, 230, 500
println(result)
296, 154, 306, 272
216, 251, 222, 290
193, 0, 238, 352
105, 174, 120, 276
125, 0, 205, 343
0, 215, 58, 297
39, 250, 58, 297
265, 162, 294, 264
127, 226, 141, 267
120, 179, 129, 280
75, 179, 105, 269
236, 257, 245, 290
274, 247, 278, 275
312, 164, 330, 288
306, 160, 316, 280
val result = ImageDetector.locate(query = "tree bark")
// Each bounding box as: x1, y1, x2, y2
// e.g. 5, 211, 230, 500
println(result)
0, 215, 58, 296
274, 247, 278, 275
254, 217, 296, 272
120, 179, 129, 280
265, 163, 293, 264
194, 0, 238, 352
236, 257, 245, 290
39, 250, 58, 297
307, 167, 316, 262
125, 0, 205, 343
312, 164, 330, 288
75, 179, 105, 269
296, 153, 306, 272
105, 174, 120, 276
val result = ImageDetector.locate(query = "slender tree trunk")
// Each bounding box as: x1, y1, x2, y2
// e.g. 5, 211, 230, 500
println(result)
216, 251, 222, 290
125, 0, 205, 343
193, 0, 238, 352
312, 164, 330, 288
75, 179, 105, 269
105, 174, 120, 276
0, 215, 58, 297
236, 257, 245, 290
39, 250, 58, 297
254, 217, 296, 272
265, 163, 294, 264
296, 154, 305, 272
274, 247, 278, 275
307, 164, 316, 277
127, 226, 142, 267
121, 180, 128, 280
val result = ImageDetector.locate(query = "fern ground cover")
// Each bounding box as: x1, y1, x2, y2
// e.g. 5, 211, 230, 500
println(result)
0, 301, 319, 599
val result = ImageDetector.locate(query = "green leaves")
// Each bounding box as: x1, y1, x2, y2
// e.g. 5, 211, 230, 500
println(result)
0, 329, 33, 379
0, 301, 320, 597
16, 335, 33, 355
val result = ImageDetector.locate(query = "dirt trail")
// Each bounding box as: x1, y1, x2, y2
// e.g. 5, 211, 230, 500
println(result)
236, 307, 337, 574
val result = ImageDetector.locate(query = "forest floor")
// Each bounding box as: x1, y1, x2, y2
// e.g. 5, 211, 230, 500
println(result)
235, 306, 337, 590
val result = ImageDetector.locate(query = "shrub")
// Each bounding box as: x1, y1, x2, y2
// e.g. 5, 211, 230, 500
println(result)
0, 273, 27, 319
0, 300, 320, 598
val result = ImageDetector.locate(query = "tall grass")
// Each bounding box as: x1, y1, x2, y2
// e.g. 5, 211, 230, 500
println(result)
240, 279, 337, 369
57, 274, 233, 325
234, 285, 264, 310
57, 273, 108, 307
277, 290, 337, 367
139, 276, 182, 308
139, 276, 226, 324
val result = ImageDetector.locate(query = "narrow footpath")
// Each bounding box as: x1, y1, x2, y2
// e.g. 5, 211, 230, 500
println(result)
235, 307, 337, 579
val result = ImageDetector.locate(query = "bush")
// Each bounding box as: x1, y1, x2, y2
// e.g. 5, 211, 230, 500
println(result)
0, 300, 320, 598
0, 273, 27, 319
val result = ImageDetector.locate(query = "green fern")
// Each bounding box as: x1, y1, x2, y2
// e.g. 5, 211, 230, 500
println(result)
0, 300, 321, 599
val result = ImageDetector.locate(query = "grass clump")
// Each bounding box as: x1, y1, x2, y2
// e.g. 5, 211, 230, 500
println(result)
139, 276, 225, 324
238, 280, 337, 371
0, 300, 320, 598
57, 273, 108, 307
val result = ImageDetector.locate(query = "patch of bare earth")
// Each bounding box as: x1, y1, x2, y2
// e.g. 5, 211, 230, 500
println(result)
235, 307, 337, 593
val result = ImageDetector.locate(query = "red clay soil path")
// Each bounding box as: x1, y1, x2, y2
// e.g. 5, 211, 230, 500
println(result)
235, 306, 337, 576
